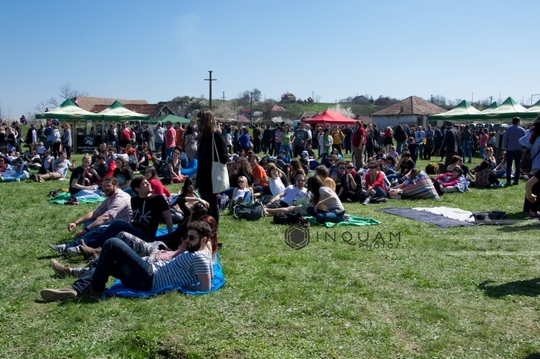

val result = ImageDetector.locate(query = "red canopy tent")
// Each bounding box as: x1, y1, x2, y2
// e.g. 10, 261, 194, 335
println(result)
301, 110, 357, 126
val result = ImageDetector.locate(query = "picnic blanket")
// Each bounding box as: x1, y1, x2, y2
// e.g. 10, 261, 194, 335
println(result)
106, 254, 226, 298
105, 227, 226, 298
378, 207, 477, 228
306, 215, 381, 228
49, 191, 105, 205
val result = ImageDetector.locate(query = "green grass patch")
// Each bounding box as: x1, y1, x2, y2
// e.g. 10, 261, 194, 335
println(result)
1, 154, 540, 358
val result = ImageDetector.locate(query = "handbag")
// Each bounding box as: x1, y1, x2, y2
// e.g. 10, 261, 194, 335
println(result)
211, 132, 229, 194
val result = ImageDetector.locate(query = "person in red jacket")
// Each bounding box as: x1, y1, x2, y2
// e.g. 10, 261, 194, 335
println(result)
363, 161, 387, 204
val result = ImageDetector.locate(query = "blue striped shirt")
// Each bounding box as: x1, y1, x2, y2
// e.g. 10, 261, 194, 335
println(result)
151, 251, 212, 291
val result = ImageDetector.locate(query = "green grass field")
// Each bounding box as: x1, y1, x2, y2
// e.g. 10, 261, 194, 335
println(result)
1, 154, 540, 358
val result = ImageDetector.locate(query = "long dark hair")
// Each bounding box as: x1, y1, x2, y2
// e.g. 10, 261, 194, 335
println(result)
197, 109, 216, 137
307, 175, 324, 205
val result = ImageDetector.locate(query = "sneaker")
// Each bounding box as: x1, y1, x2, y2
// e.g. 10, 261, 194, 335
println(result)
40, 287, 78, 302
65, 246, 82, 256
363, 197, 371, 205
50, 259, 73, 278
48, 243, 67, 254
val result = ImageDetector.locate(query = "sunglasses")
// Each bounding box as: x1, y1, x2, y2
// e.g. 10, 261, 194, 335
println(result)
238, 180, 245, 183
347, 166, 354, 169
186, 235, 199, 241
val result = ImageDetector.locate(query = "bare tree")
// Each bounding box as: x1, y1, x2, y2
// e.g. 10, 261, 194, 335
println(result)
59, 82, 88, 100
34, 97, 58, 113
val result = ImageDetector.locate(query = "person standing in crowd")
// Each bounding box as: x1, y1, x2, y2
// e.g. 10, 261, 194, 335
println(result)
415, 125, 426, 160
196, 109, 228, 224
352, 121, 365, 169
106, 124, 117, 150
292, 123, 309, 158
460, 125, 473, 164
26, 123, 38, 151
164, 121, 176, 161
61, 124, 72, 159
342, 124, 353, 154
440, 123, 460, 171
119, 122, 132, 149
331, 125, 345, 156
252, 124, 261, 154
51, 125, 62, 159
154, 121, 164, 157
494, 126, 506, 163
503, 117, 526, 186
424, 124, 434, 160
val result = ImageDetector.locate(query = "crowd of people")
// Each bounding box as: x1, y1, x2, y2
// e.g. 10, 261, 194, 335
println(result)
1, 109, 537, 302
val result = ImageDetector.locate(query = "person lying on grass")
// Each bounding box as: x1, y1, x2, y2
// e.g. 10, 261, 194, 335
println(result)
40, 221, 214, 302
50, 214, 219, 282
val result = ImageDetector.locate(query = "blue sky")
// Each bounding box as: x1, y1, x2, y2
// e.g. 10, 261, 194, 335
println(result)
1, 0, 539, 118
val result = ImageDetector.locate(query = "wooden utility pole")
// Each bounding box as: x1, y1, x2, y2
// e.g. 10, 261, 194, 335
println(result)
204, 71, 217, 110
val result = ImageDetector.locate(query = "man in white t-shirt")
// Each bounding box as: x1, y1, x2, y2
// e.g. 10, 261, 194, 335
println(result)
264, 173, 310, 215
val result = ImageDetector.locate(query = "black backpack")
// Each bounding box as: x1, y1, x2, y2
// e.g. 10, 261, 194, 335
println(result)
233, 202, 264, 221
273, 212, 310, 227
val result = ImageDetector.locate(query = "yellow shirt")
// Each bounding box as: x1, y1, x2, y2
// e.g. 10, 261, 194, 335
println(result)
331, 130, 344, 145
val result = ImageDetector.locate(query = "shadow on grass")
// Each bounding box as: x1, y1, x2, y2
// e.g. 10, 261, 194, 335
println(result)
496, 221, 540, 233
478, 278, 540, 298
522, 353, 540, 359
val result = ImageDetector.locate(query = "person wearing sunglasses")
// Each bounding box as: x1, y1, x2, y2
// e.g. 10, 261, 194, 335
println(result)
40, 220, 213, 302
263, 173, 309, 215
338, 162, 363, 203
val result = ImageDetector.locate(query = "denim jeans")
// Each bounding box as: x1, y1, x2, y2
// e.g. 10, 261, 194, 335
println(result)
66, 220, 145, 249
306, 207, 345, 224
461, 141, 472, 163
506, 150, 522, 183
71, 237, 154, 294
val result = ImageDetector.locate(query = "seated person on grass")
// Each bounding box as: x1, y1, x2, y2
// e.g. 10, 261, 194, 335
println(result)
250, 154, 270, 194
68, 155, 103, 199
49, 177, 172, 255
389, 168, 440, 200
306, 175, 345, 224
388, 151, 415, 183
49, 176, 132, 255
314, 165, 336, 192
264, 173, 309, 215
231, 175, 254, 207
337, 161, 363, 203
50, 214, 219, 280
267, 162, 289, 197
434, 166, 468, 193
362, 161, 388, 204
40, 221, 214, 302
31, 151, 74, 182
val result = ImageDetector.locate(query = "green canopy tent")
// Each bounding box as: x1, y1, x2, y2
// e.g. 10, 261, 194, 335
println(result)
480, 97, 529, 120
96, 100, 149, 121
428, 100, 482, 122
35, 99, 101, 120
148, 114, 191, 125
35, 99, 103, 153
524, 99, 540, 119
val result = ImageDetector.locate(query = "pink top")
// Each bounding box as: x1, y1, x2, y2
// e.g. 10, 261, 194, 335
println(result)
479, 133, 489, 147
